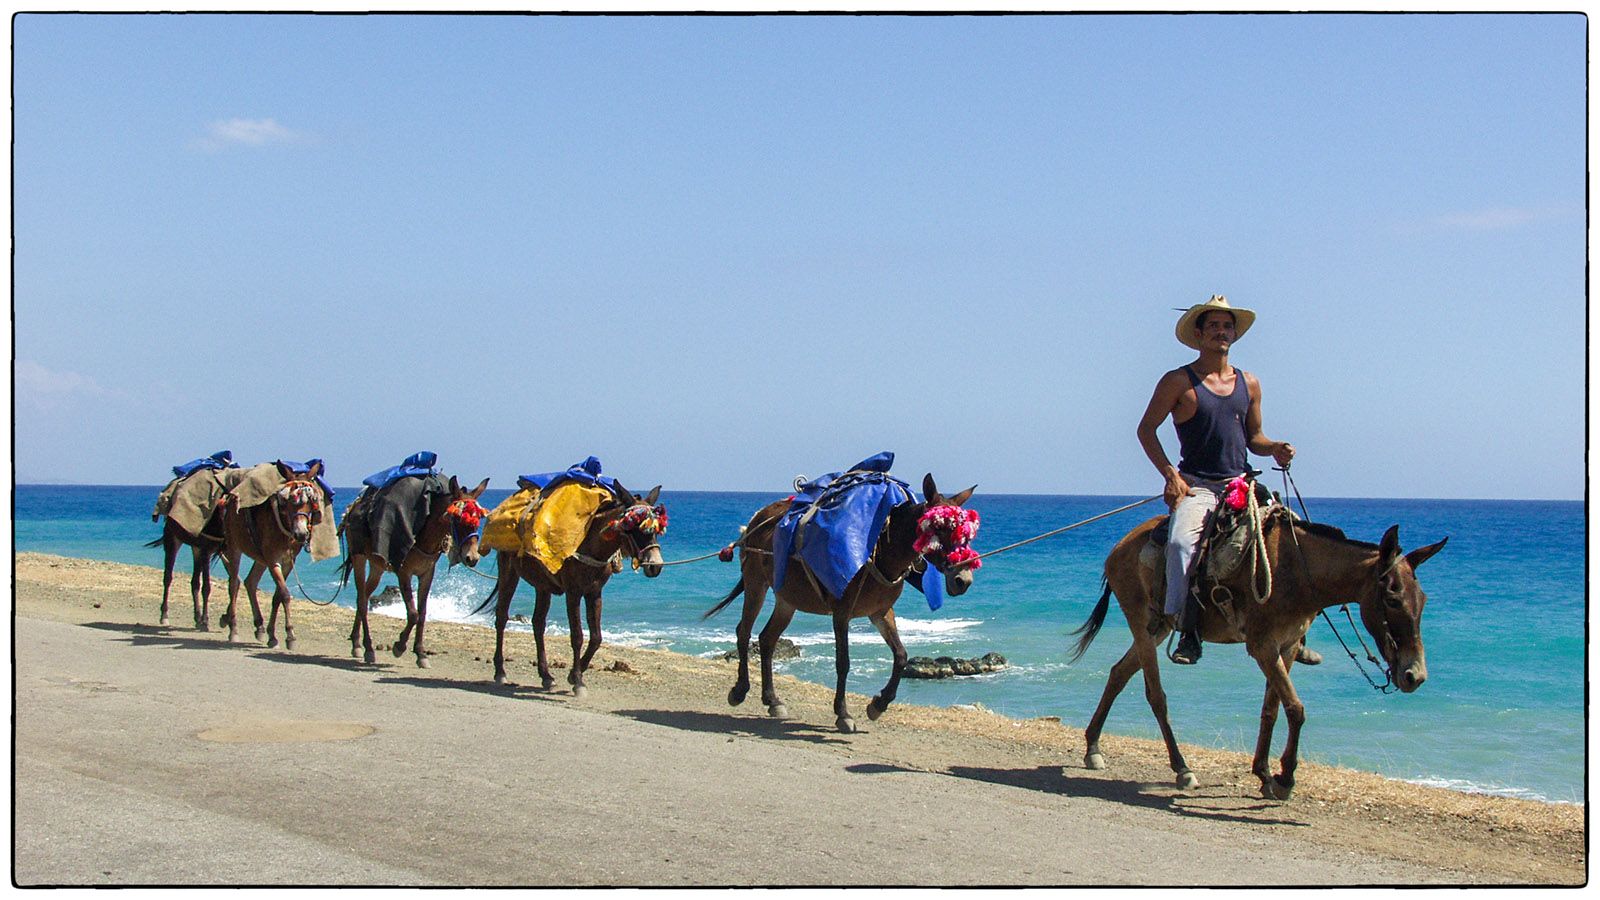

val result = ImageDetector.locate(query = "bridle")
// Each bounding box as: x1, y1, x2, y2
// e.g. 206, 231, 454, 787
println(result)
269, 479, 322, 543
574, 502, 668, 571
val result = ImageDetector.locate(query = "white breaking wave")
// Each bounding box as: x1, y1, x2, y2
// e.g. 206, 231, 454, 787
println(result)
1402, 776, 1578, 806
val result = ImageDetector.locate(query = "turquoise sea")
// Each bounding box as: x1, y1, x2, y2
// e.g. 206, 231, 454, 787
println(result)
14, 484, 1585, 805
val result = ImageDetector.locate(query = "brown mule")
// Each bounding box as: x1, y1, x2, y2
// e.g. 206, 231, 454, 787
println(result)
1068, 509, 1446, 800
215, 460, 329, 650
479, 482, 665, 697
706, 474, 977, 734
341, 475, 491, 667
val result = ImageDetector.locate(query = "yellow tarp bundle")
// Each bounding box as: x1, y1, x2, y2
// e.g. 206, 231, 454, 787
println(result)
479, 482, 612, 574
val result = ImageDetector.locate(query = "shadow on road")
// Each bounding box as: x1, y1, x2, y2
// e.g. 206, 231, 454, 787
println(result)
83, 621, 243, 652
845, 761, 1307, 826
614, 708, 851, 747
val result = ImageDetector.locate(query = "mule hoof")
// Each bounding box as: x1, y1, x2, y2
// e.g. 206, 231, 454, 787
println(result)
728, 685, 748, 707
364, 649, 377, 665
866, 699, 885, 721
767, 704, 787, 718
416, 656, 430, 669
1261, 775, 1294, 801
1085, 752, 1107, 771
351, 645, 360, 658
493, 672, 506, 685
572, 685, 587, 699
541, 679, 555, 691
227, 630, 240, 644
1177, 770, 1200, 791
196, 621, 210, 632
254, 628, 266, 642
836, 716, 857, 734
285, 636, 297, 651
159, 616, 170, 626
392, 643, 407, 658
267, 637, 280, 649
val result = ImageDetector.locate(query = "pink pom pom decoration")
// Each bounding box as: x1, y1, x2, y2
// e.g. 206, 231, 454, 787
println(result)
1224, 477, 1250, 511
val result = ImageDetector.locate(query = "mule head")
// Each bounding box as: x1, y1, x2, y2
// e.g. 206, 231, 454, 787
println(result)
915, 473, 980, 597
274, 460, 325, 542
603, 481, 667, 577
1360, 524, 1448, 693
443, 476, 491, 567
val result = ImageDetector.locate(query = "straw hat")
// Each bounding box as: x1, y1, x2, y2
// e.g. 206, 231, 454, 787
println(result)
1175, 295, 1255, 350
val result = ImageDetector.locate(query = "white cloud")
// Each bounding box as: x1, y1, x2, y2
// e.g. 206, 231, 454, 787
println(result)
15, 359, 115, 410
194, 117, 308, 151
1430, 207, 1548, 231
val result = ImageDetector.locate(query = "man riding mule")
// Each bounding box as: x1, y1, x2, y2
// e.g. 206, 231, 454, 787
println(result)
704, 453, 980, 734
1068, 509, 1445, 799
1135, 294, 1316, 666
474, 457, 666, 697
213, 459, 340, 649
339, 451, 490, 667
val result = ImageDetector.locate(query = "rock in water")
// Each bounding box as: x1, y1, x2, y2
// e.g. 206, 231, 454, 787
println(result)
721, 638, 800, 661
904, 652, 1008, 679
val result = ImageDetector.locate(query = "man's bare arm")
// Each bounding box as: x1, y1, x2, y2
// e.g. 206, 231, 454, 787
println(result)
1138, 370, 1192, 506
1243, 373, 1294, 467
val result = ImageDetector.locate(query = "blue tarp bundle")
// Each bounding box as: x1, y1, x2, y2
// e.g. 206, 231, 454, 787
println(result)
280, 458, 336, 500
772, 452, 915, 602
519, 456, 618, 494
172, 450, 236, 478
362, 451, 439, 490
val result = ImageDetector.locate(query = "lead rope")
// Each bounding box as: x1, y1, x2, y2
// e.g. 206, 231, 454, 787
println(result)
1276, 466, 1395, 692
945, 495, 1164, 571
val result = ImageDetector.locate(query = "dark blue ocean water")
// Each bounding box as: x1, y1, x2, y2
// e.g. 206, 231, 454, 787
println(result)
14, 484, 1584, 804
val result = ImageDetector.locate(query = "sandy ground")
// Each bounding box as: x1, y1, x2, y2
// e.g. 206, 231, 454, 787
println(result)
12, 552, 1586, 886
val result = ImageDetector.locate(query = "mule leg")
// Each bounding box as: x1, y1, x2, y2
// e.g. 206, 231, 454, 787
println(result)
1083, 645, 1143, 770
565, 593, 587, 696
243, 560, 268, 644
187, 545, 207, 630
353, 559, 380, 664
831, 603, 856, 734
865, 609, 908, 721
159, 530, 179, 626
411, 566, 436, 668
392, 577, 418, 659
572, 591, 604, 695
221, 552, 244, 643
1251, 643, 1306, 801
728, 572, 768, 707
265, 559, 297, 650
490, 560, 518, 684
532, 589, 555, 689
1133, 634, 1197, 789
757, 600, 797, 718
196, 547, 215, 630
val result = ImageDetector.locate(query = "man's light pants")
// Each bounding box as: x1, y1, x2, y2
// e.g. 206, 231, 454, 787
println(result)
1164, 479, 1229, 616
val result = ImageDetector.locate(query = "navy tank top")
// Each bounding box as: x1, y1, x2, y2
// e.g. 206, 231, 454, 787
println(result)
1174, 366, 1250, 481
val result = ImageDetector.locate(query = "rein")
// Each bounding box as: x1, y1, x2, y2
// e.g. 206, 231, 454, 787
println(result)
1275, 466, 1396, 693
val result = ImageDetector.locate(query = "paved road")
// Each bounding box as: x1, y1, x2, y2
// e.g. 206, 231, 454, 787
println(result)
15, 615, 1437, 886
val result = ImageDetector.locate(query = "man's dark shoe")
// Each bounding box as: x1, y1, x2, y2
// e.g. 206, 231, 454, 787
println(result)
1171, 630, 1203, 665
1294, 643, 1323, 666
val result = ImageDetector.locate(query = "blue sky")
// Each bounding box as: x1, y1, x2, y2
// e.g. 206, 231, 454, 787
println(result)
12, 13, 1586, 499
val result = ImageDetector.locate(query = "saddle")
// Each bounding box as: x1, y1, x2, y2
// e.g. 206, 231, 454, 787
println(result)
1142, 480, 1280, 631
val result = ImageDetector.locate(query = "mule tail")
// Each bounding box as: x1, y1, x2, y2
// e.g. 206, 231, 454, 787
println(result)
1066, 578, 1113, 665
470, 576, 503, 617
143, 535, 165, 548
701, 579, 745, 620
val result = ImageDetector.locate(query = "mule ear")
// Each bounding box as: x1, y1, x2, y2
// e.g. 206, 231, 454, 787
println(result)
305, 460, 323, 481
448, 475, 461, 495
275, 460, 295, 481
1379, 524, 1401, 561
922, 474, 943, 504
1405, 537, 1448, 570
470, 477, 490, 499
611, 480, 636, 506
645, 485, 662, 506
947, 484, 977, 507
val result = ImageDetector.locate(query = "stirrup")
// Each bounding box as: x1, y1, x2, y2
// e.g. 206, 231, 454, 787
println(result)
1294, 643, 1323, 666
1170, 631, 1202, 665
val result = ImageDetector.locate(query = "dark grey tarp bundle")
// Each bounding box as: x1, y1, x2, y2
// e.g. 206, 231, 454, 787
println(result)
341, 474, 452, 568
